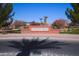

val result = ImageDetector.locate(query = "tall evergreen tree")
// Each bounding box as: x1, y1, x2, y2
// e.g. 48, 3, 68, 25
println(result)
65, 3, 79, 26
0, 3, 14, 28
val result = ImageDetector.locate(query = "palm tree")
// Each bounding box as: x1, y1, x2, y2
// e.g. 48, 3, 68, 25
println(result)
40, 18, 43, 24
44, 16, 48, 24
8, 38, 67, 56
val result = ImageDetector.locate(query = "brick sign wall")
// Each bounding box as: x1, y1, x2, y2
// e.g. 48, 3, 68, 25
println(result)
20, 25, 60, 34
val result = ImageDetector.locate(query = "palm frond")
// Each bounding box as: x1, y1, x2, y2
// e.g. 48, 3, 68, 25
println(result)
8, 38, 68, 56
8, 41, 23, 49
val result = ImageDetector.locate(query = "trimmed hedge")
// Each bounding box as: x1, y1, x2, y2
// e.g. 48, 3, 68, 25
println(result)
0, 30, 21, 34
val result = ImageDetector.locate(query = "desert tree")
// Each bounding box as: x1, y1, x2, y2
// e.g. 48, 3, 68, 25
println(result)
52, 19, 68, 29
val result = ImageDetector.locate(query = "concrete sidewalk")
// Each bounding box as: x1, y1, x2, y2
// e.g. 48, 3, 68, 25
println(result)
0, 34, 79, 42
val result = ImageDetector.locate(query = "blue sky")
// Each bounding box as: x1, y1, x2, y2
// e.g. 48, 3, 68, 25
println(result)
13, 3, 72, 24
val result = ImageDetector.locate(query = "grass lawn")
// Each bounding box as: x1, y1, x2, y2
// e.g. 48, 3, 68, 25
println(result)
60, 28, 79, 34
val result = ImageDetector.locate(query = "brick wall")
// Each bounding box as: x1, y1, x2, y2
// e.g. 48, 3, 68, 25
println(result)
20, 25, 60, 34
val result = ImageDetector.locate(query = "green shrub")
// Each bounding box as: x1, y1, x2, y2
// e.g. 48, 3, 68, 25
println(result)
69, 28, 79, 34
8, 30, 21, 33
